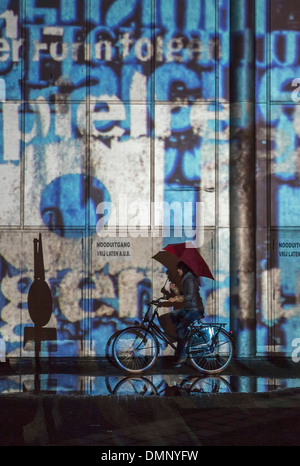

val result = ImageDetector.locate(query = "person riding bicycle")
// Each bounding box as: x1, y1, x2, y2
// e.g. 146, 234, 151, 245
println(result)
168, 261, 204, 366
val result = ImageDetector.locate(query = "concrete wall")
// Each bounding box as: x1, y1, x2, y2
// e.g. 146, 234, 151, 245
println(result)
0, 0, 299, 361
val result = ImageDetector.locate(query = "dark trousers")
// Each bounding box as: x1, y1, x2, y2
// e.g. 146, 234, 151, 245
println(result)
170, 308, 204, 361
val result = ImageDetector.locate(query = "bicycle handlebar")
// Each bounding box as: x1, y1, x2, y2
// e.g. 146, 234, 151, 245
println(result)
148, 297, 165, 306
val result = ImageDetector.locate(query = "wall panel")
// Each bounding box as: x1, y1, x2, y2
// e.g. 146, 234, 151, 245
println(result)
0, 0, 231, 360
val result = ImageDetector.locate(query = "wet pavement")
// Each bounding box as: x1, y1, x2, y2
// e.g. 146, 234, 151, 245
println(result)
1, 371, 300, 397
1, 357, 300, 446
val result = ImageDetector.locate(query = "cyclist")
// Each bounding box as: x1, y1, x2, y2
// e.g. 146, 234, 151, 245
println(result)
168, 261, 204, 366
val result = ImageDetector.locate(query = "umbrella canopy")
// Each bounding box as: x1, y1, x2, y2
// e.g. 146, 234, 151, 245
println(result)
163, 242, 215, 280
152, 250, 182, 286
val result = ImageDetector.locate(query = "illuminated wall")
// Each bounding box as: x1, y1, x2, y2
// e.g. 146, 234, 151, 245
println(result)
0, 0, 298, 361
255, 0, 300, 357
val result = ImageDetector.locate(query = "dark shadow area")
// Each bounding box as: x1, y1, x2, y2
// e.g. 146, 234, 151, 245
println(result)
24, 234, 57, 371
1, 385, 300, 446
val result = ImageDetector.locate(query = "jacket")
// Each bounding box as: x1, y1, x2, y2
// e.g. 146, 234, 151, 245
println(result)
181, 271, 204, 311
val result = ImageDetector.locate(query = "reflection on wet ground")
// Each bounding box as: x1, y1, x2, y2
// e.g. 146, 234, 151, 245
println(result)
0, 373, 300, 396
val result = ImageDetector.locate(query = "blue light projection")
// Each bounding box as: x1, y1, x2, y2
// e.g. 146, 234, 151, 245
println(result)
255, 0, 300, 353
0, 0, 299, 364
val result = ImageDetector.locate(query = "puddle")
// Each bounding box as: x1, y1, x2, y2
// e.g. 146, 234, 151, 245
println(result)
0, 373, 299, 396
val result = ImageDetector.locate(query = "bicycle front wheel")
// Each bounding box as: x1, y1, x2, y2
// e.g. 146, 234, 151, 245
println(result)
187, 327, 233, 374
112, 327, 159, 374
113, 376, 158, 396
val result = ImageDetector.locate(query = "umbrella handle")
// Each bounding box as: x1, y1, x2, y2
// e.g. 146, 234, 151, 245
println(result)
161, 277, 168, 292
161, 278, 170, 298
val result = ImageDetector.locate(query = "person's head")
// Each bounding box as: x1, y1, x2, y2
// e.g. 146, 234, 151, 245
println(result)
177, 261, 192, 277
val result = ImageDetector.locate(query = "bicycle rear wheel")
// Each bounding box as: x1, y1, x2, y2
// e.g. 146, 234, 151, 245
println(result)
187, 327, 233, 374
112, 327, 159, 373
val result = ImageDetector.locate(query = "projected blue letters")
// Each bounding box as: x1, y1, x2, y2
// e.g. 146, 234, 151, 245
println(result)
0, 0, 299, 363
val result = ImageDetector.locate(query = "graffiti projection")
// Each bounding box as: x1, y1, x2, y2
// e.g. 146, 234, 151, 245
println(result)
0, 0, 300, 364
0, 0, 228, 360
255, 0, 300, 352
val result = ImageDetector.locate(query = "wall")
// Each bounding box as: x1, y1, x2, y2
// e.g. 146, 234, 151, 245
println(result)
0, 0, 299, 361
256, 0, 300, 358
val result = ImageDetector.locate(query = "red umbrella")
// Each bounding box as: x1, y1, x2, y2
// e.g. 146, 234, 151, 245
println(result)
163, 242, 215, 280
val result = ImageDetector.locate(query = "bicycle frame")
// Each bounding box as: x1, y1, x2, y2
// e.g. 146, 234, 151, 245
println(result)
139, 300, 177, 351
140, 299, 235, 351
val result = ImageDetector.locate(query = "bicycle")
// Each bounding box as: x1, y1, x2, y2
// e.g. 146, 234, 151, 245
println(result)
107, 374, 232, 396
111, 298, 234, 374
